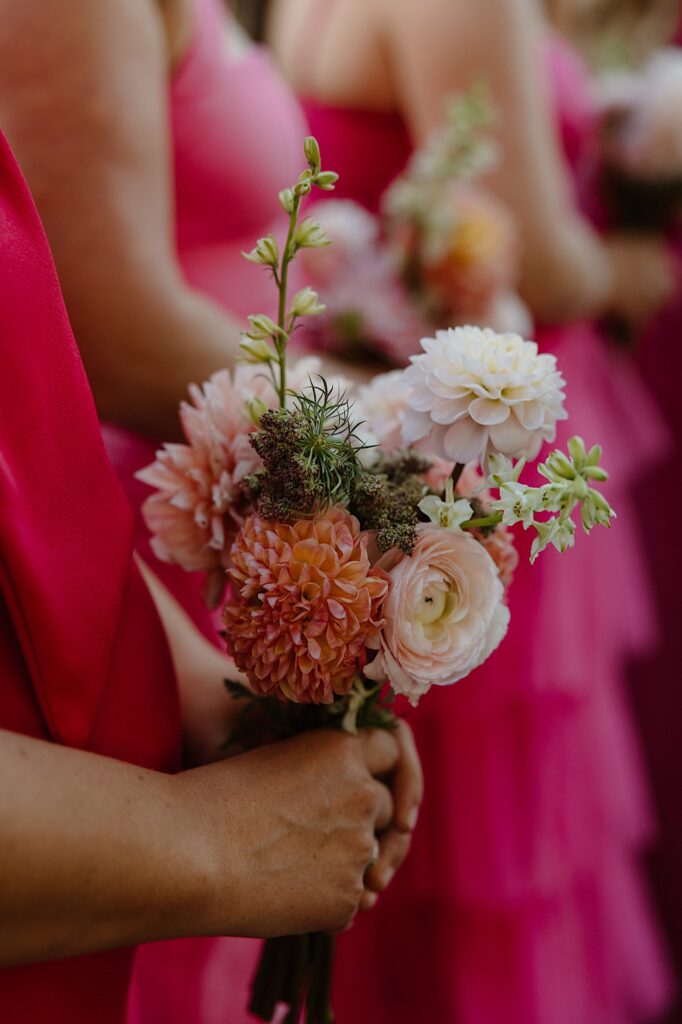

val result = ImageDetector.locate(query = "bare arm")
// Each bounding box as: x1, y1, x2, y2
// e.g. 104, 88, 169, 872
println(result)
0, 717, 410, 964
0, 0, 245, 439
385, 0, 614, 322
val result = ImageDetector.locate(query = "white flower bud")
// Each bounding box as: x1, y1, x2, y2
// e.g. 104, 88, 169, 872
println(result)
304, 136, 321, 173
239, 336, 275, 363
293, 217, 331, 250
245, 395, 268, 427
586, 444, 603, 467
242, 234, 279, 268
315, 170, 339, 191
279, 188, 295, 214
289, 287, 326, 318
567, 435, 587, 469
245, 313, 279, 340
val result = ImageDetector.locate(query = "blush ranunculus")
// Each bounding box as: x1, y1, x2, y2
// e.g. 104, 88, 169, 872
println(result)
365, 524, 510, 704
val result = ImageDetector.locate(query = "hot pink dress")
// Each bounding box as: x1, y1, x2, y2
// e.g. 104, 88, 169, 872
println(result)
107, 1, 308, 1021
298, 33, 674, 1024
0, 131, 182, 1023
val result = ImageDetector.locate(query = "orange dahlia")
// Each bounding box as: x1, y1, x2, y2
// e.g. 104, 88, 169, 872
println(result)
223, 507, 389, 704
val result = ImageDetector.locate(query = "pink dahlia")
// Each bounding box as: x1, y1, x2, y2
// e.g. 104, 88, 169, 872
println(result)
223, 507, 389, 704
137, 370, 261, 576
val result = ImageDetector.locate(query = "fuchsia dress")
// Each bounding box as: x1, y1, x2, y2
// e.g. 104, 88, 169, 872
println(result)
300, 33, 674, 1024
0, 132, 182, 1023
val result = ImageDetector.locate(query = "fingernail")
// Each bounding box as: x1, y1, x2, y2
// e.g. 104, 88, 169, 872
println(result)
381, 868, 395, 889
406, 806, 419, 831
364, 892, 378, 910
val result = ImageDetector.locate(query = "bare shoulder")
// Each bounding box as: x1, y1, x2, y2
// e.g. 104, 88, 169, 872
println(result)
382, 0, 543, 56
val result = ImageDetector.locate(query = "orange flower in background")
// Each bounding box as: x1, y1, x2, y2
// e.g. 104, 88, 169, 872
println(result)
223, 507, 389, 704
422, 183, 519, 319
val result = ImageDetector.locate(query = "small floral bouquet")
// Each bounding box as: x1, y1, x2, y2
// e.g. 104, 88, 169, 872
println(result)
596, 48, 682, 231
302, 87, 530, 368
138, 138, 616, 1023
382, 86, 531, 338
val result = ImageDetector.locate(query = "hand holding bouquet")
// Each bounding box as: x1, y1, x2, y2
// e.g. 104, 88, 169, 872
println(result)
139, 138, 616, 1023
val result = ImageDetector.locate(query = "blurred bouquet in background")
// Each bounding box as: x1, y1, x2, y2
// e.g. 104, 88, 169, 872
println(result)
382, 86, 531, 339
302, 86, 531, 367
138, 139, 616, 1024
596, 48, 682, 231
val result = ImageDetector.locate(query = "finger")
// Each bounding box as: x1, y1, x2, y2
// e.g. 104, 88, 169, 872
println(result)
391, 720, 424, 833
359, 890, 379, 913
359, 728, 400, 778
371, 780, 394, 832
364, 829, 412, 894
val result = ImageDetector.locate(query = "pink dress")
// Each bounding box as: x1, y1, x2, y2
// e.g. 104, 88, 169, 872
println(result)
624, 21, 682, 1005
0, 131, 181, 1023
104, 1, 308, 1020
300, 33, 674, 1024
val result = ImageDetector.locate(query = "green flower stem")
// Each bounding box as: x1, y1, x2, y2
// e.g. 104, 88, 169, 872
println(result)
462, 513, 503, 531
275, 199, 302, 409
450, 462, 466, 491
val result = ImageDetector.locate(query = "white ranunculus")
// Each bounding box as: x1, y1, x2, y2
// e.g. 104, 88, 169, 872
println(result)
365, 525, 510, 705
401, 326, 567, 464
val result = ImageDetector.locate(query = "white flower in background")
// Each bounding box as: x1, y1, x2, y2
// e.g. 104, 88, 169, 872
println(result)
610, 49, 682, 180
402, 326, 567, 463
355, 370, 412, 451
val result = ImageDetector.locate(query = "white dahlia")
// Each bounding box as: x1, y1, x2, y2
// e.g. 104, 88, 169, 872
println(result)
401, 326, 567, 463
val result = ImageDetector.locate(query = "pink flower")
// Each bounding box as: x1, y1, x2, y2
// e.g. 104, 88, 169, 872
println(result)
298, 200, 380, 286
365, 525, 509, 704
223, 507, 389, 704
137, 371, 261, 576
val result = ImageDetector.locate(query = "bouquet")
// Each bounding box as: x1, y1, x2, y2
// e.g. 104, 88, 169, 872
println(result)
138, 138, 616, 1023
596, 48, 682, 231
302, 87, 531, 368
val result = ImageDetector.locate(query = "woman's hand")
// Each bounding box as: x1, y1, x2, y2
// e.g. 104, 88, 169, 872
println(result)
360, 719, 423, 910
177, 727, 405, 937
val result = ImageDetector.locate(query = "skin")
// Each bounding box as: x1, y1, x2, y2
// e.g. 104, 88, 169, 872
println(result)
0, 724, 409, 964
0, 0, 364, 441
268, 0, 673, 326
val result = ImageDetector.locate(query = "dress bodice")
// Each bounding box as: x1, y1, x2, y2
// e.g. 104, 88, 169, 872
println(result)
171, 0, 308, 319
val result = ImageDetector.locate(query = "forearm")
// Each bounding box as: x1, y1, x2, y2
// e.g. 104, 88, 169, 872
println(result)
74, 274, 244, 440
0, 728, 213, 965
